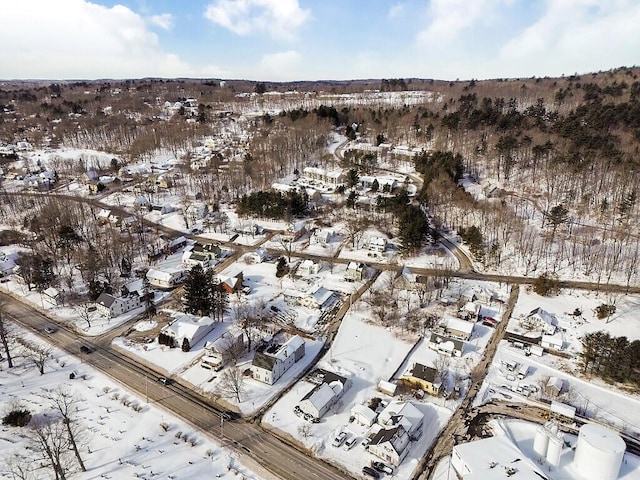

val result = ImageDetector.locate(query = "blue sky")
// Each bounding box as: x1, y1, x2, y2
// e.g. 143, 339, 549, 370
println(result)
1, 0, 639, 81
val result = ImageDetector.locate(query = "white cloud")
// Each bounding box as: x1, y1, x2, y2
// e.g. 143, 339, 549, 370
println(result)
204, 0, 310, 40
150, 13, 174, 31
417, 0, 510, 45
258, 50, 301, 80
388, 3, 406, 19
497, 0, 640, 77
0, 0, 224, 79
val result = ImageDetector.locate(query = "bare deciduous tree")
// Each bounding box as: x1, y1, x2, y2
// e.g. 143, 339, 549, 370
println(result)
0, 296, 15, 368
27, 344, 52, 375
41, 386, 87, 472
29, 416, 74, 480
217, 366, 246, 403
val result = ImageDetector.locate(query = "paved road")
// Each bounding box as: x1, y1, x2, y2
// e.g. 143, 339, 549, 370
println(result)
0, 292, 349, 480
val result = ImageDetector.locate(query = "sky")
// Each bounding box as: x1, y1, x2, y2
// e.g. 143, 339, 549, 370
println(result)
1, 0, 639, 82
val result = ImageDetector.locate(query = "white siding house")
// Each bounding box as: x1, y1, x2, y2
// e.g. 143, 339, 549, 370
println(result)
146, 267, 185, 289
250, 335, 305, 385
95, 292, 142, 318
161, 314, 216, 349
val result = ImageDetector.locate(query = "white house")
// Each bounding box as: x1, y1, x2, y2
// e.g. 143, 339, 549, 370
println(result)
310, 228, 335, 245
297, 371, 350, 421
367, 425, 411, 467
378, 401, 424, 441
428, 332, 464, 357
299, 285, 336, 310
95, 292, 142, 318
344, 261, 365, 282
297, 259, 320, 276
146, 267, 185, 289
350, 403, 378, 427
367, 236, 387, 253
182, 249, 215, 269
443, 317, 474, 341
367, 401, 424, 466
161, 314, 216, 349
42, 287, 62, 306
201, 329, 246, 370
250, 335, 305, 385
526, 307, 557, 335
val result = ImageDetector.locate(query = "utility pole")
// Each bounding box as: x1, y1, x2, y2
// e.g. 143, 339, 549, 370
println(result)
145, 374, 148, 403
220, 415, 224, 439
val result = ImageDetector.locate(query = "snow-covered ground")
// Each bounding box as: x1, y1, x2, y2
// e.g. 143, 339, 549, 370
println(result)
262, 305, 452, 479
477, 287, 640, 435
0, 329, 262, 480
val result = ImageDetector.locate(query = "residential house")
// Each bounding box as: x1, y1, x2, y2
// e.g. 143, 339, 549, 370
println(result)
526, 307, 557, 335
367, 236, 387, 253
443, 317, 474, 341
161, 314, 216, 349
297, 259, 320, 276
344, 261, 365, 282
350, 404, 378, 427
281, 221, 307, 242
146, 267, 185, 289
378, 401, 424, 441
367, 425, 411, 467
95, 292, 142, 318
250, 335, 305, 385
428, 333, 464, 357
182, 245, 218, 270
310, 228, 334, 245
296, 370, 351, 421
302, 166, 345, 186
545, 377, 564, 397
298, 285, 336, 310
165, 236, 188, 254
201, 329, 246, 370
400, 363, 443, 396
218, 271, 244, 294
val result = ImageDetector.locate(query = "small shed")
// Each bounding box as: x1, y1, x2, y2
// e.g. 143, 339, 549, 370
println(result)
350, 404, 377, 427
377, 380, 397, 396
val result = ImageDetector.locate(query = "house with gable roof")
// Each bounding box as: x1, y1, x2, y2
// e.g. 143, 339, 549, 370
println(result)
400, 363, 444, 396
296, 370, 350, 421
526, 307, 557, 335
160, 313, 216, 349
428, 332, 464, 357
250, 335, 305, 385
367, 401, 424, 466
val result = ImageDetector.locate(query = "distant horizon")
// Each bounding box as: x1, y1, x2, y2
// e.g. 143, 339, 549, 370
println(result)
2, 1, 639, 82
2, 65, 636, 86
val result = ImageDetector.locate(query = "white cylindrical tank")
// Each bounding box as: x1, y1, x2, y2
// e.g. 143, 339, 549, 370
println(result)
546, 434, 564, 466
534, 426, 550, 458
574, 423, 626, 480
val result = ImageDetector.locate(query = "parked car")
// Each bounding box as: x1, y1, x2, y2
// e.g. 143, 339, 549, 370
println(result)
332, 431, 347, 447
343, 435, 357, 450
362, 466, 380, 478
372, 461, 394, 475
361, 437, 371, 449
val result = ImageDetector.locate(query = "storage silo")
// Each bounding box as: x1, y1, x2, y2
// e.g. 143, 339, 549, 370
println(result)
574, 423, 625, 480
546, 433, 564, 466
533, 425, 550, 458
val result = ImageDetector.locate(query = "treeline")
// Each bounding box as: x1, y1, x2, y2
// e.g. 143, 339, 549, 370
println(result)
580, 330, 640, 386
236, 190, 308, 220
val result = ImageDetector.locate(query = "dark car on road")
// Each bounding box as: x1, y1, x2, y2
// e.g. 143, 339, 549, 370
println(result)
80, 345, 93, 354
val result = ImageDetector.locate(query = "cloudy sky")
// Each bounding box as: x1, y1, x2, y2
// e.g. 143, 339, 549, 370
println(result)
2, 0, 639, 81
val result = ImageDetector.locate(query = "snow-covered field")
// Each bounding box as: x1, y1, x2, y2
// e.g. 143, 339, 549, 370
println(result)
0, 330, 262, 480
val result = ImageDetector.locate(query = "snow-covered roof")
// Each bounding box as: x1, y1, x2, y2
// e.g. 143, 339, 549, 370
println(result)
446, 317, 474, 335
542, 334, 563, 347
310, 285, 333, 306
301, 382, 336, 412
453, 435, 547, 480
274, 335, 304, 361
146, 267, 182, 282
378, 401, 423, 436
528, 307, 556, 327
550, 401, 576, 419
163, 314, 214, 342
350, 404, 377, 425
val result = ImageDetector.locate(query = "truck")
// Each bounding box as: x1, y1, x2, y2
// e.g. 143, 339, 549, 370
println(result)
517, 364, 529, 380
